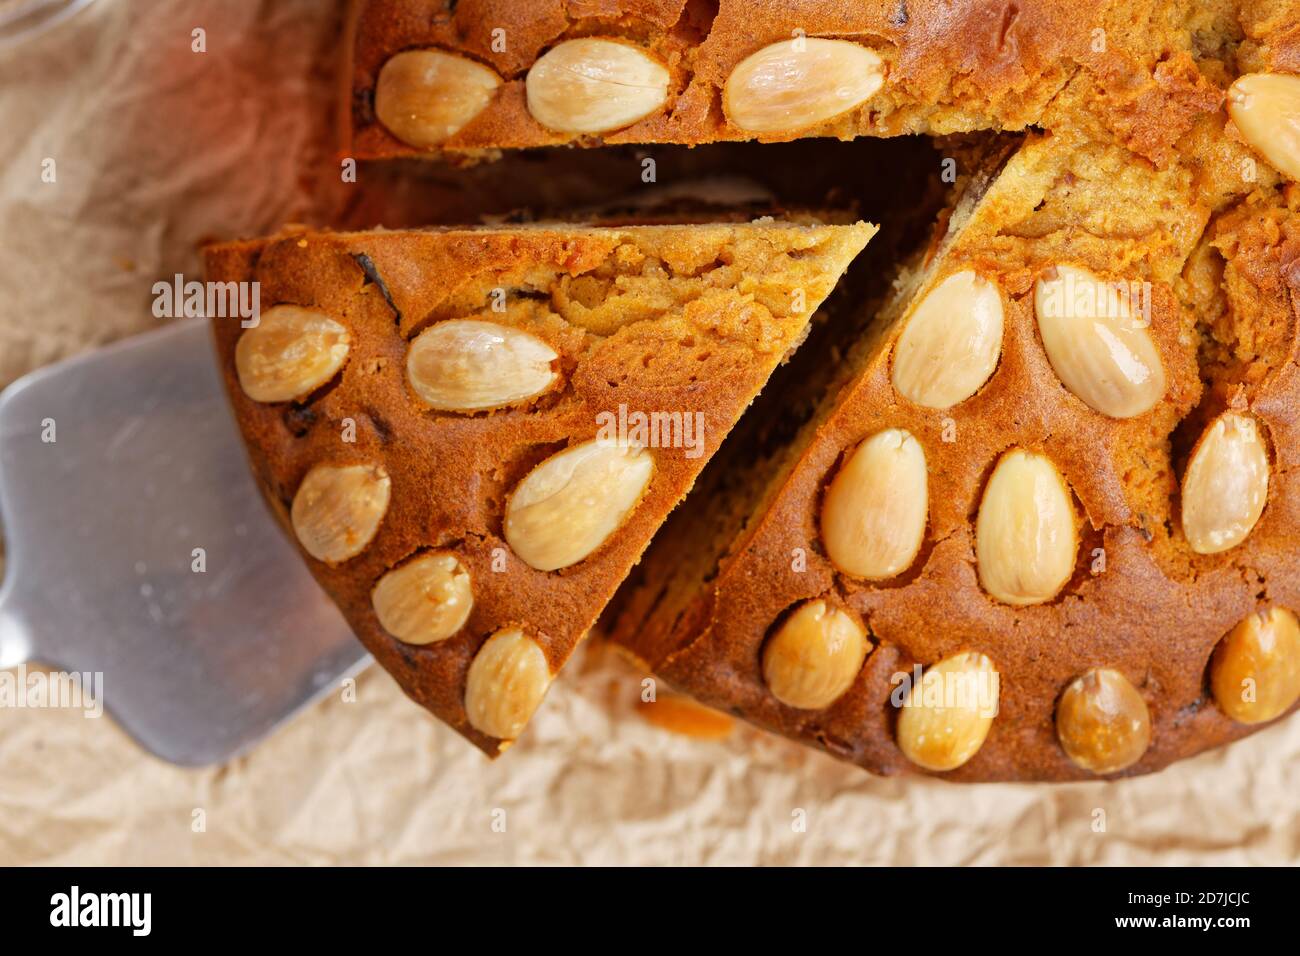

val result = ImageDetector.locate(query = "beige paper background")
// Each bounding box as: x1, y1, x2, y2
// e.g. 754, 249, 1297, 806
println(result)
1, 0, 1298, 866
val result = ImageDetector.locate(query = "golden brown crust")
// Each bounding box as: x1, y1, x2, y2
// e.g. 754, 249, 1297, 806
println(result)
205, 221, 872, 753
346, 0, 1216, 162
222, 0, 1300, 781
612, 99, 1300, 780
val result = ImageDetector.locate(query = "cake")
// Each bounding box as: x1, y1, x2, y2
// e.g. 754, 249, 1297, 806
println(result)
210, 0, 1300, 779
205, 221, 873, 753
343, 0, 1218, 164
610, 103, 1300, 780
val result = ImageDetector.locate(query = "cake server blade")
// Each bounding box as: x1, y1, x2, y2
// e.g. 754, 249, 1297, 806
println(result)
0, 319, 370, 766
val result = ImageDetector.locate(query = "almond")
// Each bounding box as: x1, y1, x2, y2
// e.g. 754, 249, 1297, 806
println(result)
374, 49, 501, 148
1056, 668, 1151, 774
1181, 412, 1269, 554
1210, 607, 1300, 724
406, 320, 558, 412
372, 552, 473, 646
762, 600, 869, 710
891, 270, 1004, 408
896, 651, 999, 772
975, 449, 1078, 606
525, 38, 669, 134
464, 628, 552, 741
235, 305, 350, 403
1033, 264, 1165, 418
1227, 72, 1300, 181
291, 463, 391, 564
820, 428, 927, 580
723, 38, 884, 135
505, 440, 654, 571
637, 693, 735, 740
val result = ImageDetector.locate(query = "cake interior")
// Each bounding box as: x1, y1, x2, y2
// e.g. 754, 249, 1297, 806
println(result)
605, 137, 1007, 666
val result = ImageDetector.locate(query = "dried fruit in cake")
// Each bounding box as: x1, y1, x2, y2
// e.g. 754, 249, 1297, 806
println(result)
207, 220, 873, 753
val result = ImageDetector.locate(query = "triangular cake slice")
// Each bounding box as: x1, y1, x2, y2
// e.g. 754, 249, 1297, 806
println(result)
205, 221, 873, 753
612, 122, 1300, 781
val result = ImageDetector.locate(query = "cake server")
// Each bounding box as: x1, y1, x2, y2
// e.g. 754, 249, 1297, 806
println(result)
0, 319, 370, 766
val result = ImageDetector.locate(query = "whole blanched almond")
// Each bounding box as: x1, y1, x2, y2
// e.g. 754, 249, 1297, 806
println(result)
464, 628, 552, 740
374, 49, 501, 148
1181, 412, 1269, 554
525, 38, 669, 134
1227, 72, 1300, 181
1056, 668, 1151, 774
975, 449, 1077, 606
638, 693, 735, 740
762, 600, 868, 710
291, 463, 391, 564
896, 651, 999, 772
892, 270, 1004, 408
505, 440, 654, 571
372, 552, 473, 646
406, 320, 558, 412
724, 38, 884, 135
235, 305, 350, 403
820, 429, 927, 580
1210, 607, 1300, 724
1033, 265, 1166, 418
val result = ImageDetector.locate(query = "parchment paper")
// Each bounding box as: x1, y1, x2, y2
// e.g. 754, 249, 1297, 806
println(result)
1, 0, 1298, 866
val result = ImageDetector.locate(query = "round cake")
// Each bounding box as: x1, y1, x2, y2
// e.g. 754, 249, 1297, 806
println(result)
209, 0, 1300, 780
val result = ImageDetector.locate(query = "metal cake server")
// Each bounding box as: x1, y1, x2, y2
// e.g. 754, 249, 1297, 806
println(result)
0, 319, 370, 766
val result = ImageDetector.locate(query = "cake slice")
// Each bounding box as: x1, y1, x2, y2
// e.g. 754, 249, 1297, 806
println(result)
205, 220, 873, 753
611, 116, 1300, 781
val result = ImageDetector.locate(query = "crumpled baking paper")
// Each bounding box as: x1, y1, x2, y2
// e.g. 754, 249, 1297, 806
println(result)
1, 0, 1298, 866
